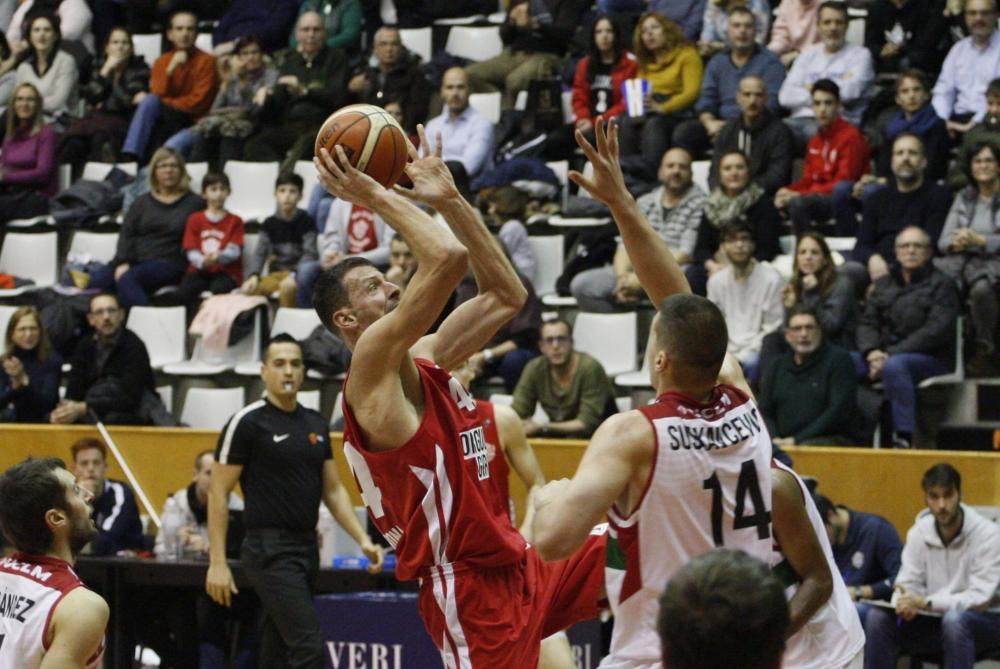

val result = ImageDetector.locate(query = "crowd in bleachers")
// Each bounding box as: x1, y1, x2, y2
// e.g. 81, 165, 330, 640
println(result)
0, 0, 996, 448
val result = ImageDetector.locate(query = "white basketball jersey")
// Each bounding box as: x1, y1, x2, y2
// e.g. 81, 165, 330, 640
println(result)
600, 385, 774, 669
0, 553, 104, 669
771, 460, 866, 669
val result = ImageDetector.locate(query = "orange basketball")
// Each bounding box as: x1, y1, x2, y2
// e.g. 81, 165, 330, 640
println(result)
314, 104, 409, 189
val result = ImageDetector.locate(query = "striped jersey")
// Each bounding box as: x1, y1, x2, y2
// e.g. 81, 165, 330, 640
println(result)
602, 384, 774, 669
341, 359, 525, 581
0, 553, 104, 669
771, 460, 866, 669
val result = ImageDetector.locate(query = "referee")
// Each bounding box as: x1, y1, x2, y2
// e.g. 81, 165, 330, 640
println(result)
205, 333, 383, 669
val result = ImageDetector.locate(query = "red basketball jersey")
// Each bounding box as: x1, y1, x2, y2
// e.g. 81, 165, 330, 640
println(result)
474, 400, 515, 523
341, 359, 526, 581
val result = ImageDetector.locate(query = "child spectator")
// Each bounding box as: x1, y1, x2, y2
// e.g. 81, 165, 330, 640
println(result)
240, 173, 316, 307
173, 172, 244, 308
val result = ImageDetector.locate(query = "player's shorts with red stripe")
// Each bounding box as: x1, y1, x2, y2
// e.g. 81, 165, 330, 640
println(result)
417, 525, 608, 669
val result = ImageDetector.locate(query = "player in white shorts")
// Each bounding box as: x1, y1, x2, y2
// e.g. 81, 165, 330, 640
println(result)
530, 119, 774, 669
0, 457, 108, 669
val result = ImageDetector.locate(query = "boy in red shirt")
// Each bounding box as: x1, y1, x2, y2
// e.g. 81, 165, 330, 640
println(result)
173, 172, 244, 309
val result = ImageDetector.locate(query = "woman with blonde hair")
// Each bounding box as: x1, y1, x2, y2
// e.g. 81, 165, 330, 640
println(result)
619, 13, 703, 181
0, 306, 61, 422
0, 81, 56, 223
89, 146, 203, 307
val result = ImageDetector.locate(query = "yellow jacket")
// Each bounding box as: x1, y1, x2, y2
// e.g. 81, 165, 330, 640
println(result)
640, 45, 703, 114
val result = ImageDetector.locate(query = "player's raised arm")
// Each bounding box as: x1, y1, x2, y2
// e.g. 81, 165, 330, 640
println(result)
314, 145, 468, 371
570, 119, 691, 305
401, 127, 526, 370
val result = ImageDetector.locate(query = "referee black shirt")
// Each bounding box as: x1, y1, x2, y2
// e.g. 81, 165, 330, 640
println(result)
215, 398, 332, 531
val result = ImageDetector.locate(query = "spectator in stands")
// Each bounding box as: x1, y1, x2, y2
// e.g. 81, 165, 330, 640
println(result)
936, 142, 1000, 376
59, 26, 149, 171
171, 171, 244, 309
767, 0, 822, 67
856, 226, 961, 448
545, 14, 636, 160
865, 0, 950, 74
290, 0, 362, 56
815, 493, 903, 625
774, 79, 870, 236
52, 293, 158, 426
870, 70, 949, 184
782, 232, 857, 348
242, 172, 317, 308
864, 463, 1000, 669
571, 147, 707, 312
698, 0, 771, 58
155, 450, 257, 668
243, 11, 348, 173
482, 185, 536, 279
675, 7, 785, 159
210, 0, 299, 56
6, 0, 92, 53
384, 235, 416, 294
121, 10, 219, 164
14, 13, 77, 126
949, 77, 1000, 189
759, 305, 857, 445
709, 75, 794, 194
296, 194, 394, 308
619, 13, 703, 181
707, 219, 785, 378
347, 26, 429, 132
0, 82, 56, 222
778, 1, 874, 147
932, 0, 1000, 139
648, 0, 707, 41
166, 35, 278, 168
423, 67, 494, 181
465, 0, 584, 111
70, 437, 145, 556
691, 149, 781, 294
91, 147, 204, 307
511, 318, 616, 438
843, 133, 952, 289
0, 306, 61, 423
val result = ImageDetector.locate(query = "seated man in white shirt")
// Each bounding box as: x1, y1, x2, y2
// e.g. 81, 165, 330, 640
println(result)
423, 67, 495, 187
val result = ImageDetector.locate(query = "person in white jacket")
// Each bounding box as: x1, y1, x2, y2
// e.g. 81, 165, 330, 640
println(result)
864, 463, 1000, 669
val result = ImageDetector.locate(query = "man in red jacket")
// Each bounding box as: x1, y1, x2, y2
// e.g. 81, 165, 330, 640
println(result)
774, 78, 869, 235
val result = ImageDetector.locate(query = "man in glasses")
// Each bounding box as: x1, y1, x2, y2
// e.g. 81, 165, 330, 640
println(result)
511, 318, 616, 438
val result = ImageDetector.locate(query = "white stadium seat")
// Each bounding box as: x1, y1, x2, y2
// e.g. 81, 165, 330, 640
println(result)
180, 387, 245, 429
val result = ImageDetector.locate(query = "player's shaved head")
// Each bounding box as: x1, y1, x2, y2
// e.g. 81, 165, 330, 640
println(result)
654, 294, 729, 385
659, 548, 789, 669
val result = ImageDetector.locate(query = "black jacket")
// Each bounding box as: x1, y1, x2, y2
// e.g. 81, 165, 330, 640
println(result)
500, 0, 586, 56
65, 329, 156, 419
856, 264, 960, 363
854, 180, 952, 265
354, 51, 430, 131
272, 45, 349, 126
90, 479, 145, 556
0, 347, 62, 422
710, 109, 794, 195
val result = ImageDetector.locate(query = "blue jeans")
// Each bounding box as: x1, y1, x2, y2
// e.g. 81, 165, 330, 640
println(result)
864, 605, 1000, 669
832, 180, 886, 237
164, 126, 195, 159
122, 94, 163, 160
882, 352, 950, 433
296, 260, 322, 308
89, 259, 186, 308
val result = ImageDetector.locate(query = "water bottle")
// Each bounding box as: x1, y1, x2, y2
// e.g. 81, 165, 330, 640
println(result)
161, 496, 182, 560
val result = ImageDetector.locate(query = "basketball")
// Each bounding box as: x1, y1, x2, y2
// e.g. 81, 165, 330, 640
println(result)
314, 104, 409, 189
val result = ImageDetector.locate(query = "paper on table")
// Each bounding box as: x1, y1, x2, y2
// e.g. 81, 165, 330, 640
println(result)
861, 599, 943, 618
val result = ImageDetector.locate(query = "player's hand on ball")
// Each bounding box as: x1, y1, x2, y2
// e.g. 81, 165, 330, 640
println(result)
315, 146, 382, 207
362, 541, 385, 574
394, 124, 459, 209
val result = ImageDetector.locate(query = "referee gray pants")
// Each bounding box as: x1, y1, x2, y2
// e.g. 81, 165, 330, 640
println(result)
242, 528, 323, 669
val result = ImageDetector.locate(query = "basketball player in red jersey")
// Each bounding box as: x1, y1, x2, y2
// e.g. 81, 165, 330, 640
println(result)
312, 132, 607, 669
532, 119, 774, 669
0, 458, 109, 669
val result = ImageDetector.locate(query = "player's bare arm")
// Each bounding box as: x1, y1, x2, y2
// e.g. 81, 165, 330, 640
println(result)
718, 352, 754, 398
322, 459, 384, 573
772, 468, 834, 637
570, 118, 691, 305
532, 412, 653, 561
205, 461, 243, 607
39, 587, 108, 669
403, 127, 526, 371
494, 403, 546, 538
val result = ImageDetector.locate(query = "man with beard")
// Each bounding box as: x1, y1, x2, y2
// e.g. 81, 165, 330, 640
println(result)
758, 305, 858, 446
864, 463, 1000, 668
423, 67, 495, 182
0, 457, 108, 669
